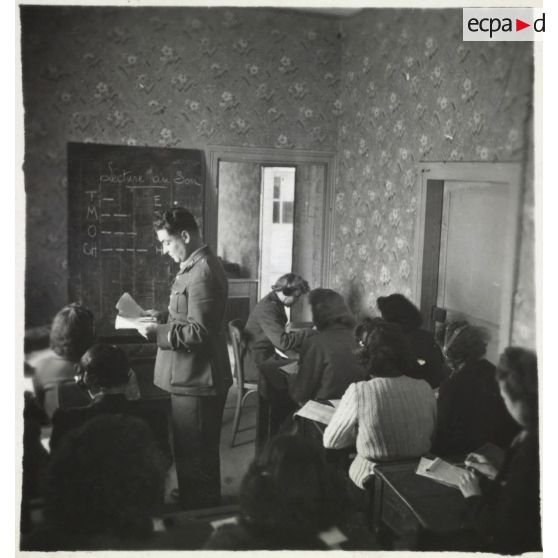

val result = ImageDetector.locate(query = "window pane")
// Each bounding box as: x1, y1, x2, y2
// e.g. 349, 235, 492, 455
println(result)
282, 201, 293, 223
273, 180, 281, 199
272, 201, 281, 223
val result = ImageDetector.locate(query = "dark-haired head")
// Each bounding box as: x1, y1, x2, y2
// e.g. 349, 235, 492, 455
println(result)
78, 343, 130, 392
239, 434, 350, 547
49, 303, 95, 362
271, 273, 310, 297
496, 347, 538, 429
309, 288, 355, 331
356, 318, 415, 378
44, 414, 166, 540
377, 294, 422, 333
443, 321, 489, 371
153, 207, 199, 237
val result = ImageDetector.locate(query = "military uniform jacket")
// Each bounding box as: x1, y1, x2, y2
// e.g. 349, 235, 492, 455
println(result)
154, 245, 232, 396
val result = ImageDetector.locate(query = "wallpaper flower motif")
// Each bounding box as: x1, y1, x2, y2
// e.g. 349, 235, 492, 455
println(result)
21, 6, 535, 351
329, 10, 534, 349
21, 6, 341, 326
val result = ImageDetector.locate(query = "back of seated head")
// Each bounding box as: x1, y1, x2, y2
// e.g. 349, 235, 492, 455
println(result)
50, 303, 95, 362
239, 434, 349, 545
78, 343, 130, 390
377, 293, 422, 333
309, 288, 355, 330
271, 273, 310, 297
44, 414, 166, 541
443, 321, 489, 369
153, 206, 199, 236
497, 347, 538, 428
356, 317, 415, 378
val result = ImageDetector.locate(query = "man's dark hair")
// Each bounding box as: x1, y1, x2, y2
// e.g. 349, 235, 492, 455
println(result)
239, 434, 351, 549
377, 293, 422, 332
44, 414, 166, 540
153, 207, 199, 236
78, 343, 130, 389
271, 273, 310, 296
496, 347, 538, 428
357, 317, 415, 378
49, 303, 95, 362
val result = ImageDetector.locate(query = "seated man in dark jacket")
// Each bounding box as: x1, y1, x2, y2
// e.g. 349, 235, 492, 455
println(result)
50, 344, 170, 462
243, 273, 315, 443
288, 289, 366, 405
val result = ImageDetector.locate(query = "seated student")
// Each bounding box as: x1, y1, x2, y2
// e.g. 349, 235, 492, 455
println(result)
204, 434, 377, 550
50, 344, 170, 461
244, 272, 314, 370
458, 347, 541, 554
287, 288, 366, 405
32, 303, 140, 419
32, 303, 95, 418
22, 414, 213, 551
376, 293, 448, 388
21, 391, 50, 534
244, 273, 315, 440
323, 318, 437, 491
433, 322, 519, 457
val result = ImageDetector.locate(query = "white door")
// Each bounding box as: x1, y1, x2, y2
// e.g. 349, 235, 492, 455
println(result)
437, 180, 512, 363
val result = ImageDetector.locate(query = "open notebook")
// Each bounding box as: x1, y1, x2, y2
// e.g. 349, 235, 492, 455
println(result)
294, 399, 341, 425
416, 457, 465, 489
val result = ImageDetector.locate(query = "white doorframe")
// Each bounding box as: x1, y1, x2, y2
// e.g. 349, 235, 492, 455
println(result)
413, 162, 522, 353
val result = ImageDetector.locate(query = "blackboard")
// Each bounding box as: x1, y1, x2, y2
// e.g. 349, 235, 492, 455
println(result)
68, 142, 205, 336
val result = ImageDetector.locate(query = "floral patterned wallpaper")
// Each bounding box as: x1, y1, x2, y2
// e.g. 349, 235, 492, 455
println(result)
21, 6, 536, 349
20, 6, 341, 326
328, 9, 535, 348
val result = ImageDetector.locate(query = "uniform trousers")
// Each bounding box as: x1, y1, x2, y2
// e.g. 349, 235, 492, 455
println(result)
170, 391, 228, 510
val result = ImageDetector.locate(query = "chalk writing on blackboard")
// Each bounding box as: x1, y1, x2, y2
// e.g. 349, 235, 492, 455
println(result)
68, 143, 205, 335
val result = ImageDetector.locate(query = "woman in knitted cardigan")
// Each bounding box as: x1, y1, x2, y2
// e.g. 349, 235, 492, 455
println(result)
323, 318, 437, 490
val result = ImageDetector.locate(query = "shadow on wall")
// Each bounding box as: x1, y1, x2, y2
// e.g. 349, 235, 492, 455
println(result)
346, 279, 367, 320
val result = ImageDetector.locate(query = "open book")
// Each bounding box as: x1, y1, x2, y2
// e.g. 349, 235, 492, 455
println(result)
416, 456, 465, 489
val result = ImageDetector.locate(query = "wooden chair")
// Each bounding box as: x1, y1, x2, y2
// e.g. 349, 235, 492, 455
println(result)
228, 319, 258, 447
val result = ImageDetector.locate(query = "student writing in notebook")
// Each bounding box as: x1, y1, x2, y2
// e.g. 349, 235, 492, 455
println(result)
458, 347, 541, 554
243, 273, 315, 441
323, 319, 436, 498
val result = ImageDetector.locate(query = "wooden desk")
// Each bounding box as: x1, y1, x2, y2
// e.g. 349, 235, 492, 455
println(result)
295, 413, 353, 470
373, 460, 477, 551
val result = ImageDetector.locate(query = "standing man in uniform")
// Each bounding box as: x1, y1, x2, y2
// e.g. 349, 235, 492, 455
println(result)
139, 207, 231, 510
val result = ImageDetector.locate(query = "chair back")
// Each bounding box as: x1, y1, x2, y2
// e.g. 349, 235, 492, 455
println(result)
56, 379, 90, 410
228, 319, 246, 387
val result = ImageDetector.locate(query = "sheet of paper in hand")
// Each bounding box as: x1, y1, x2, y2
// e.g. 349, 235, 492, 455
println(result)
116, 292, 146, 318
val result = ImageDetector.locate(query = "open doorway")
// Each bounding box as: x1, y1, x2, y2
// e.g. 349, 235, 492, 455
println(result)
259, 166, 296, 298
209, 145, 335, 324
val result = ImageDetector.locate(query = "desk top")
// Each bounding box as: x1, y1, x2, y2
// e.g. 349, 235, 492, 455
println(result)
375, 460, 472, 535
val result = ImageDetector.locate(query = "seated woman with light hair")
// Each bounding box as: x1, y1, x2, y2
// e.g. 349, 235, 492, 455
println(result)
458, 347, 541, 554
323, 318, 437, 491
